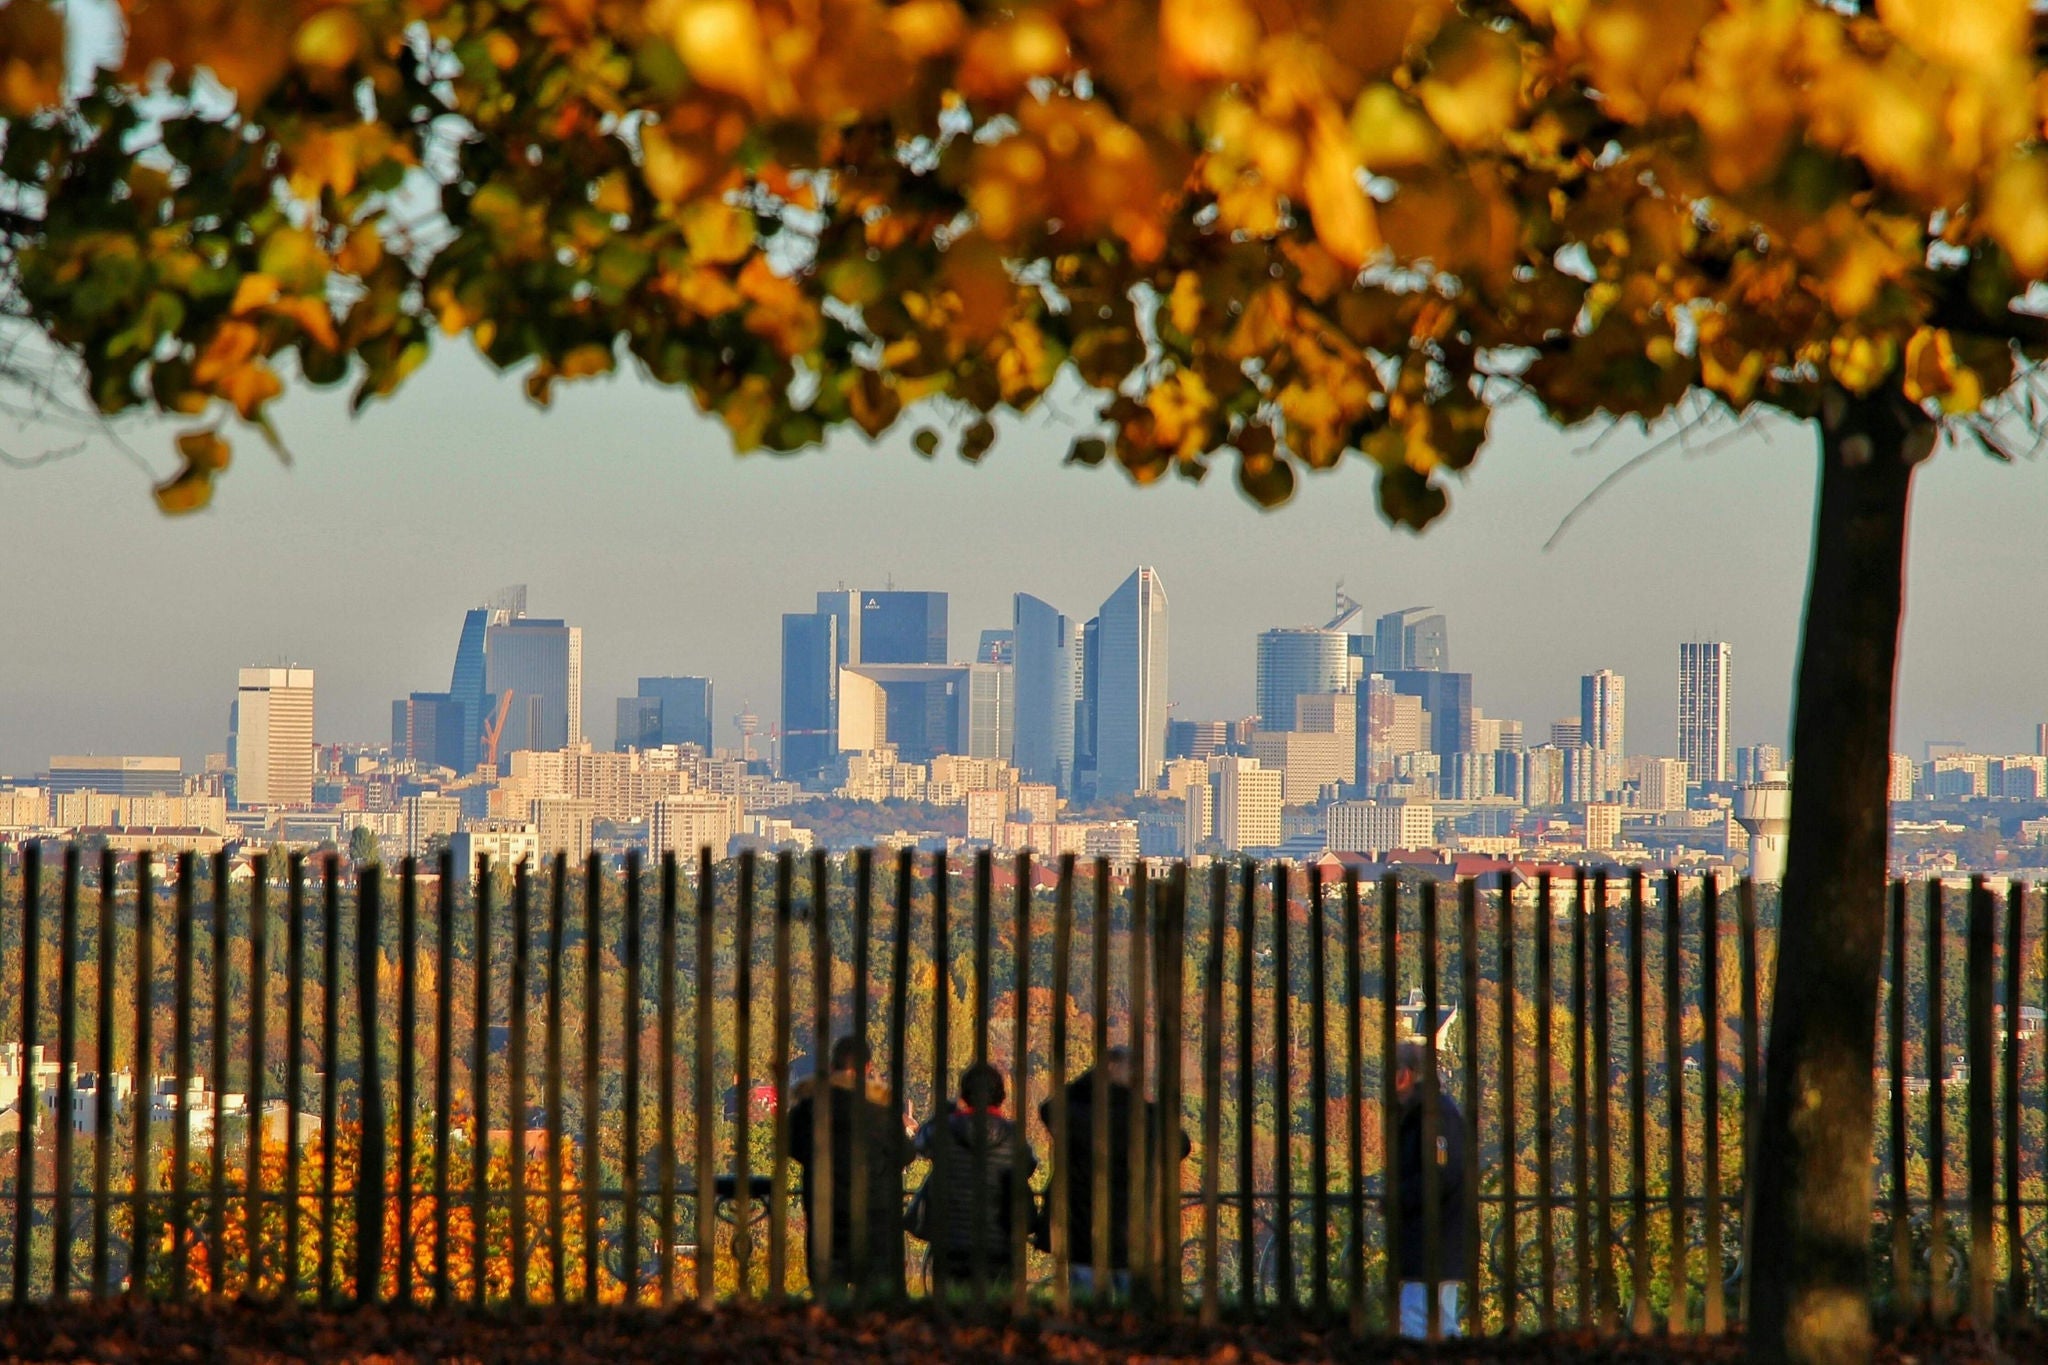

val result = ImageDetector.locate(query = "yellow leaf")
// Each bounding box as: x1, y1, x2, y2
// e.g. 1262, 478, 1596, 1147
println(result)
670, 0, 769, 105
1350, 85, 1442, 171
1417, 22, 1522, 149
230, 274, 280, 315
640, 126, 712, 205
1985, 153, 2048, 277
680, 200, 755, 264
0, 0, 64, 115
292, 10, 364, 73
176, 428, 232, 473
1161, 0, 1259, 82
1302, 116, 1380, 269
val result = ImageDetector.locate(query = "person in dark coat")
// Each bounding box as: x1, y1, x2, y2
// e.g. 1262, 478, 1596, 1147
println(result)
788, 1036, 911, 1298
1392, 1037, 1467, 1337
911, 1062, 1036, 1292
1035, 1047, 1191, 1300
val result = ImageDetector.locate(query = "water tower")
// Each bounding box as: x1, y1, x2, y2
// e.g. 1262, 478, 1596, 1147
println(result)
1734, 769, 1792, 882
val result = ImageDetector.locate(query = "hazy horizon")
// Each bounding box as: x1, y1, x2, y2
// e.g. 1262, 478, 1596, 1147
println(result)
3, 346, 2045, 777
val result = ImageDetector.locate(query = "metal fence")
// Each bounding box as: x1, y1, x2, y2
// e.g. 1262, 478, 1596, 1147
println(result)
0, 842, 2040, 1334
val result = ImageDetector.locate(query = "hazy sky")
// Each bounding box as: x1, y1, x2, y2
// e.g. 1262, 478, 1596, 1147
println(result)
3, 346, 2045, 777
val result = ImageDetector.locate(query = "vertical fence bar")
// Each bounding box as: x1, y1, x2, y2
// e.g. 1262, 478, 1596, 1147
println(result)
580, 853, 603, 1305
1966, 876, 1994, 1327
933, 850, 950, 1162
1533, 872, 1555, 1332
622, 851, 644, 1306
657, 853, 678, 1306
396, 861, 418, 1302
1664, 870, 1687, 1334
319, 857, 341, 1304
1051, 855, 1077, 1316
208, 852, 230, 1298
1126, 861, 1151, 1306
1268, 863, 1287, 1318
886, 849, 912, 1302
508, 861, 532, 1307
543, 859, 567, 1303
1381, 873, 1401, 1328
970, 850, 994, 1300
1308, 866, 1330, 1319
1571, 869, 1591, 1325
53, 848, 79, 1300
1235, 861, 1254, 1310
1627, 869, 1649, 1334
469, 861, 492, 1308
14, 844, 41, 1302
1459, 876, 1482, 1324
1499, 872, 1519, 1333
843, 850, 865, 1299
1739, 876, 1760, 1325
92, 847, 117, 1297
432, 850, 456, 1305
171, 853, 194, 1300
132, 853, 155, 1298
282, 855, 303, 1302
1701, 874, 1724, 1335
1420, 880, 1443, 1341
696, 850, 719, 1310
1158, 866, 1188, 1316
1928, 879, 1949, 1321
1592, 871, 1614, 1333
1199, 861, 1224, 1326
2002, 883, 2024, 1313
1343, 872, 1365, 1336
1889, 880, 1912, 1313
1090, 856, 1113, 1302
768, 853, 795, 1303
357, 867, 386, 1304
1012, 853, 1034, 1316
246, 855, 269, 1299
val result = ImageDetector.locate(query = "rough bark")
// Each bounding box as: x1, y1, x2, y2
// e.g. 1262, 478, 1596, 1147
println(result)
1748, 392, 1927, 1365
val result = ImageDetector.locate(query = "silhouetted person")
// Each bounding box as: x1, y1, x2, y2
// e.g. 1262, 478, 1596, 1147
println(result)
1392, 1037, 1467, 1337
788, 1035, 910, 1297
912, 1062, 1035, 1292
1037, 1046, 1190, 1300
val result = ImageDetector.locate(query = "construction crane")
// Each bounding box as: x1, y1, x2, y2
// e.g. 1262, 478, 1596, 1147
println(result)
479, 689, 515, 770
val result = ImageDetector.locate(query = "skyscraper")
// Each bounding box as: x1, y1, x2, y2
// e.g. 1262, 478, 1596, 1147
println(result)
484, 617, 583, 760
448, 608, 490, 772
1384, 670, 1475, 755
616, 696, 663, 751
1678, 640, 1733, 784
1012, 593, 1079, 792
1092, 567, 1169, 797
1255, 627, 1351, 732
393, 692, 465, 769
780, 611, 839, 783
1581, 669, 1625, 759
859, 590, 948, 663
233, 667, 315, 807
636, 676, 715, 750
1374, 607, 1448, 672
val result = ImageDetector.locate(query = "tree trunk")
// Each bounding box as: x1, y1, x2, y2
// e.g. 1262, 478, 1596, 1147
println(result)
1748, 392, 1927, 1365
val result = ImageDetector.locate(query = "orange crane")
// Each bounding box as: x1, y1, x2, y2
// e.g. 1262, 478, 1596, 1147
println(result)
479, 689, 515, 770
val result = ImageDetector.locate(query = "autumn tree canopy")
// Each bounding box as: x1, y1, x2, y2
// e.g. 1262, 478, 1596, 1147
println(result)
3, 0, 2044, 513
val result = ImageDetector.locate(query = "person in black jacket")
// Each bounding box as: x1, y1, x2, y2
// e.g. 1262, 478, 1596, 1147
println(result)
788, 1036, 911, 1299
911, 1062, 1035, 1292
1035, 1047, 1191, 1301
1392, 1037, 1467, 1337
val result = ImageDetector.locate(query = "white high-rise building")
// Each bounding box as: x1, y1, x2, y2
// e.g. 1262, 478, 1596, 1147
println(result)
1093, 567, 1169, 797
1210, 756, 1282, 853
1678, 642, 1732, 785
1581, 669, 1625, 761
232, 667, 315, 808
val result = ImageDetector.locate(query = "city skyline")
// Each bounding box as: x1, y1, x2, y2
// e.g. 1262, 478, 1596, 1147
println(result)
3, 353, 2046, 774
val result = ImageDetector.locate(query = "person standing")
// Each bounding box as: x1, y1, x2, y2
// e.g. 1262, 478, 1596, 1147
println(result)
788, 1036, 911, 1298
1037, 1046, 1190, 1301
911, 1062, 1035, 1294
1392, 1036, 1467, 1337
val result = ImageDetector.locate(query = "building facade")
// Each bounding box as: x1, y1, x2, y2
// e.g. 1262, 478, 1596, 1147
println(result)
1012, 593, 1079, 792
484, 618, 584, 759
233, 667, 315, 808
1254, 628, 1351, 732
1678, 640, 1733, 784
1092, 567, 1170, 797
1581, 669, 1626, 762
